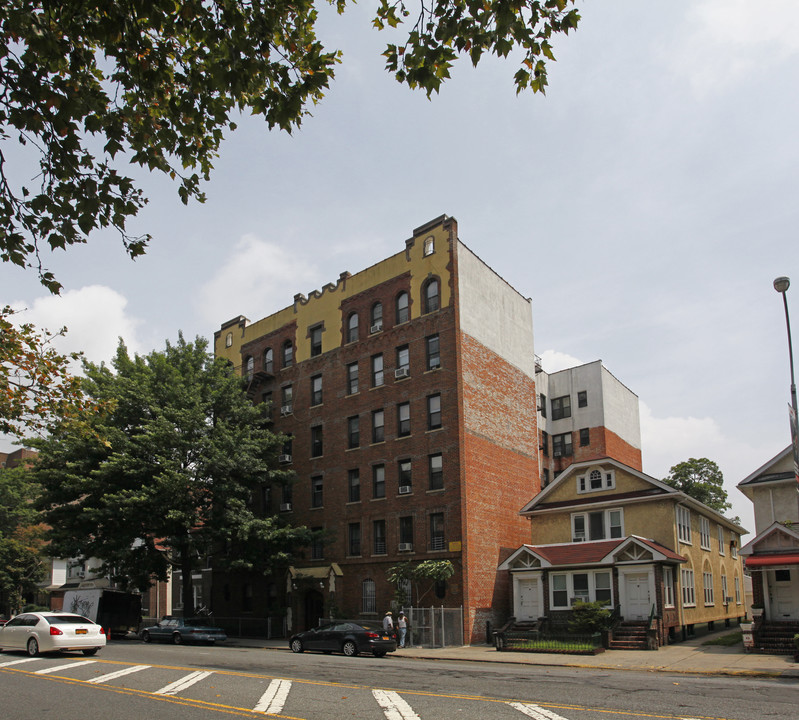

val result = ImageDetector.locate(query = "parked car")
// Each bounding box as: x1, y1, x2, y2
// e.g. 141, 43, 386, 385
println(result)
140, 616, 227, 645
289, 620, 397, 658
0, 612, 107, 657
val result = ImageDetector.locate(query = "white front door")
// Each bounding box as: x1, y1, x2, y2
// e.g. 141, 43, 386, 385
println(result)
624, 572, 651, 621
770, 568, 799, 620
517, 578, 540, 621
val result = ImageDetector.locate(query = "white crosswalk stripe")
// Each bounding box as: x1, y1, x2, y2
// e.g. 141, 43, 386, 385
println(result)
34, 660, 98, 674
372, 689, 421, 720
86, 664, 150, 684
508, 702, 572, 720
0, 658, 39, 668
154, 670, 213, 696
253, 678, 292, 714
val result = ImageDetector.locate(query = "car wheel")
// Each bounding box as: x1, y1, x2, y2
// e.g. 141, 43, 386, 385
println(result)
342, 640, 358, 657
373, 651, 387, 658
82, 648, 99, 656
27, 637, 39, 657
290, 638, 303, 653
172, 632, 182, 645
141, 630, 151, 643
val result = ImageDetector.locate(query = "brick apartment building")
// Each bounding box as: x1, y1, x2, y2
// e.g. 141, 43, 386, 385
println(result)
213, 215, 540, 643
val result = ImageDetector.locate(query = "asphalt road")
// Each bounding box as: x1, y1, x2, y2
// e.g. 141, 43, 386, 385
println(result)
1, 641, 796, 720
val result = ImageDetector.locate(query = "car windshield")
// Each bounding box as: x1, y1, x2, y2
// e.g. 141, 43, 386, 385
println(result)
46, 615, 92, 625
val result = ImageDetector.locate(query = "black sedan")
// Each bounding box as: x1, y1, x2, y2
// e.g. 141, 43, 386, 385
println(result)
289, 620, 396, 657
140, 616, 227, 645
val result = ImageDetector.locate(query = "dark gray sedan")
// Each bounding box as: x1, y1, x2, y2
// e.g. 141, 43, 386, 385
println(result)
289, 620, 396, 657
140, 616, 227, 645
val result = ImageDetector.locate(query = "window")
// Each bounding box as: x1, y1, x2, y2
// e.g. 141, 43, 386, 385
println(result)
282, 340, 293, 368
572, 573, 590, 603
595, 571, 612, 605
721, 574, 728, 604
372, 464, 385, 499
571, 508, 623, 541
225, 332, 233, 347
664, 568, 675, 607
552, 432, 572, 457
423, 278, 440, 313
245, 355, 254, 381
550, 571, 613, 608
423, 236, 434, 256
348, 469, 360, 503
310, 426, 323, 457
281, 384, 293, 413
552, 574, 568, 608
372, 409, 384, 443
263, 348, 273, 374
539, 393, 547, 418
397, 402, 411, 437
551, 395, 571, 420
677, 506, 691, 544
349, 523, 362, 556
311, 528, 324, 560
261, 485, 272, 515
718, 525, 725, 555
703, 571, 714, 605
310, 325, 323, 356
429, 453, 443, 490
346, 362, 359, 395
362, 577, 375, 612
373, 520, 386, 555
347, 416, 360, 449
311, 476, 323, 508
577, 390, 588, 408
396, 344, 410, 375
396, 291, 409, 324
347, 313, 359, 343
731, 540, 738, 559
577, 468, 615, 493
310, 374, 323, 406
579, 428, 590, 446
541, 431, 548, 457
734, 575, 741, 604
399, 516, 414, 546
700, 517, 711, 550
426, 334, 440, 370
370, 302, 383, 333
681, 568, 696, 606
427, 394, 442, 430
398, 459, 412, 491
281, 483, 293, 508
371, 354, 384, 387
430, 513, 445, 550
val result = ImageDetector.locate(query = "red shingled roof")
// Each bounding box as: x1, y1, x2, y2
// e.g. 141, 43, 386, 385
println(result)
522, 536, 685, 567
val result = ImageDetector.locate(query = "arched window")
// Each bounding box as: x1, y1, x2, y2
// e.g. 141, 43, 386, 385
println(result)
370, 302, 383, 333
282, 340, 293, 368
225, 332, 233, 348
396, 291, 409, 324
245, 356, 254, 381
263, 348, 273, 374
347, 312, 359, 343
423, 236, 435, 256
423, 278, 440, 313
362, 578, 376, 613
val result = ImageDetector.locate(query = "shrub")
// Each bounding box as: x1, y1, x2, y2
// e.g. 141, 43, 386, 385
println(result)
568, 601, 612, 634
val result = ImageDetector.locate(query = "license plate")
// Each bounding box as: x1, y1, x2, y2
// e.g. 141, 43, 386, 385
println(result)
76, 629, 87, 634
381, 635, 389, 640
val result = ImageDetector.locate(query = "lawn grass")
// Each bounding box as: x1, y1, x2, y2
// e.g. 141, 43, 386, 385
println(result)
702, 631, 742, 647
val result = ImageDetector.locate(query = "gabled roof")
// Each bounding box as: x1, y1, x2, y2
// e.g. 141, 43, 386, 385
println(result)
498, 536, 685, 571
740, 521, 799, 557
737, 446, 793, 488
520, 457, 745, 532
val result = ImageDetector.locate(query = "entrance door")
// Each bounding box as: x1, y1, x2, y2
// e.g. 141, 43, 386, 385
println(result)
624, 572, 651, 621
304, 590, 324, 631
517, 578, 540, 621
771, 569, 799, 620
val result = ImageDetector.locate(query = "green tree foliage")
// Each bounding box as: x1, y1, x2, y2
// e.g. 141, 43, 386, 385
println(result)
1, 305, 95, 439
567, 600, 611, 634
32, 334, 310, 616
662, 457, 731, 514
0, 1, 580, 292
387, 559, 454, 605
0, 463, 47, 617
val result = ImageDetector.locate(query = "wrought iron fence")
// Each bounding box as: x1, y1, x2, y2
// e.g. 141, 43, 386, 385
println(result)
496, 630, 602, 654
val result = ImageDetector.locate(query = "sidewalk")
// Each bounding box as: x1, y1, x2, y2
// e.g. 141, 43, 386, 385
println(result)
225, 630, 799, 678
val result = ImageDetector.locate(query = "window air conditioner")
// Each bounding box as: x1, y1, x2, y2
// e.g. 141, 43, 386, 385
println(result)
398, 543, 413, 552
280, 404, 293, 416
395, 367, 410, 379
429, 358, 441, 369
280, 503, 292, 512
278, 454, 292, 464
398, 485, 412, 495
370, 322, 383, 334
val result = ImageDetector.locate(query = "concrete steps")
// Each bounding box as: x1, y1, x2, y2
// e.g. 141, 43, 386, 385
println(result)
609, 621, 649, 650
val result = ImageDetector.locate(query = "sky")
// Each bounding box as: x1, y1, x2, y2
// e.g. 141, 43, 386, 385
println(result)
3, 0, 799, 536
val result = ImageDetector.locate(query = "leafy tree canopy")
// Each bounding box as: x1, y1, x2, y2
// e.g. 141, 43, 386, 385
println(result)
662, 457, 731, 514
1, 305, 96, 439
387, 559, 454, 605
32, 333, 310, 616
0, 1, 580, 292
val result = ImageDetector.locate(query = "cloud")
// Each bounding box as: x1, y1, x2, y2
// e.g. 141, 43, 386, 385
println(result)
537, 349, 584, 373
9, 286, 144, 368
668, 0, 799, 96
197, 234, 324, 325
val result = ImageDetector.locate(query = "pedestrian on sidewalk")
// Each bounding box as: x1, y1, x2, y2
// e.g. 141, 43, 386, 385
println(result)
397, 612, 409, 648
383, 610, 394, 639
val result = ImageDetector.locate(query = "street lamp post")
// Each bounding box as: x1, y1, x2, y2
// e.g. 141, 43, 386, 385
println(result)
773, 276, 799, 485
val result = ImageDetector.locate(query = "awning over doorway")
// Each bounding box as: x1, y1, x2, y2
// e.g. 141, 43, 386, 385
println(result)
745, 554, 799, 568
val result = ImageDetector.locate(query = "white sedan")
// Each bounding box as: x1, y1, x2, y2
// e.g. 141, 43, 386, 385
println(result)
0, 612, 107, 657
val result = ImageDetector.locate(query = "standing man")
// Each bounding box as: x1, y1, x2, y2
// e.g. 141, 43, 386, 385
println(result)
397, 611, 408, 648
383, 610, 394, 638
